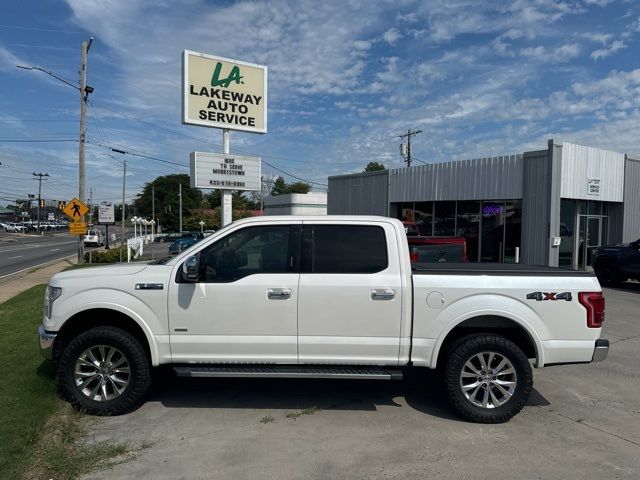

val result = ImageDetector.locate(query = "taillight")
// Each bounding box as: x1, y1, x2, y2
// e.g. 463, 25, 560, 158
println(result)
410, 249, 419, 263
579, 292, 605, 328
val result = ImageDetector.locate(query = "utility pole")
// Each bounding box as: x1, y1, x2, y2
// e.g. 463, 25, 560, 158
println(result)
120, 159, 127, 262
398, 129, 422, 168
178, 183, 183, 233
33, 172, 49, 234
151, 185, 155, 227
78, 36, 94, 262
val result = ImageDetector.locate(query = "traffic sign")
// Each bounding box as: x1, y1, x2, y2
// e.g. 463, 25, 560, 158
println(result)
63, 197, 89, 221
68, 221, 88, 235
98, 201, 115, 224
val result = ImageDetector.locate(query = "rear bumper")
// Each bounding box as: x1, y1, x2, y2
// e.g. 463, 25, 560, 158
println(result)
38, 325, 57, 360
592, 338, 609, 362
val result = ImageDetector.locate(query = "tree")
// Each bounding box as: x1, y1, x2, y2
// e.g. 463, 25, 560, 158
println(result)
133, 174, 202, 232
270, 176, 311, 196
364, 161, 385, 172
205, 190, 257, 210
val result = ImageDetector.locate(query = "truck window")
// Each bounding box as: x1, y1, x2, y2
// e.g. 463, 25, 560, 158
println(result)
302, 225, 388, 274
197, 225, 293, 282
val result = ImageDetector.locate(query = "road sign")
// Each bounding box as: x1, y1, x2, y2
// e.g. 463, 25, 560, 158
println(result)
68, 221, 88, 235
98, 201, 115, 224
63, 197, 89, 221
48, 213, 55, 221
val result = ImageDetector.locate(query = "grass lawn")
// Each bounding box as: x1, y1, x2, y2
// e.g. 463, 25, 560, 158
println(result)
0, 285, 57, 479
0, 285, 140, 479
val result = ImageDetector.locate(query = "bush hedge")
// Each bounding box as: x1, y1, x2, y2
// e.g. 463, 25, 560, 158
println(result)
83, 245, 131, 264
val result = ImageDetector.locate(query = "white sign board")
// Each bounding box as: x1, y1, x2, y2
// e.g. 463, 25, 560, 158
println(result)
587, 178, 601, 196
98, 202, 115, 224
48, 213, 55, 221
182, 50, 267, 134
190, 152, 261, 191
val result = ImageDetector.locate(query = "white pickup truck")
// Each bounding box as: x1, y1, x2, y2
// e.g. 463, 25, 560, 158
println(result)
39, 216, 608, 423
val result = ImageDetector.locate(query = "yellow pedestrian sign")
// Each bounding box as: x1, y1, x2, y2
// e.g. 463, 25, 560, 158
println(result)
68, 222, 88, 236
63, 197, 89, 221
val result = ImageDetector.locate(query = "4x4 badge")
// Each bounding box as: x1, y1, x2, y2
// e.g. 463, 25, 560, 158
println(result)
526, 292, 572, 301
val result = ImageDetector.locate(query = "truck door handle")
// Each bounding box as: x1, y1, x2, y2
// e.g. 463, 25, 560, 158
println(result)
371, 289, 396, 300
267, 288, 292, 300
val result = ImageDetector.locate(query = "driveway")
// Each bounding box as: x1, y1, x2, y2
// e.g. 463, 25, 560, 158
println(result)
83, 284, 640, 479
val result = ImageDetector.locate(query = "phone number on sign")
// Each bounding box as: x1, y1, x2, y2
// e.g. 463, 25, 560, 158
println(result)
208, 180, 246, 188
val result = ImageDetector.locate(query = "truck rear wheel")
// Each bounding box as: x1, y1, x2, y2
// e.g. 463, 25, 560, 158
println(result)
57, 326, 151, 415
444, 334, 532, 423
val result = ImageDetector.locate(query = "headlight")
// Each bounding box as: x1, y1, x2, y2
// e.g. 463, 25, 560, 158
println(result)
44, 286, 62, 318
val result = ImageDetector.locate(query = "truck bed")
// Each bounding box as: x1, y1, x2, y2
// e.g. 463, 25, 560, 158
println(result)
411, 262, 595, 277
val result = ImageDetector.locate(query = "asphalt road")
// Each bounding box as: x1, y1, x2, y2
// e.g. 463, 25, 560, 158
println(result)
0, 233, 87, 279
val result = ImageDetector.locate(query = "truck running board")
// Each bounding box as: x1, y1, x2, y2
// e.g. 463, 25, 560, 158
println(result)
172, 365, 403, 381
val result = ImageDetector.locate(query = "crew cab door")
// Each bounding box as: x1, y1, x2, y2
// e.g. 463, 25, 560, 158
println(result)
168, 221, 301, 363
297, 221, 403, 365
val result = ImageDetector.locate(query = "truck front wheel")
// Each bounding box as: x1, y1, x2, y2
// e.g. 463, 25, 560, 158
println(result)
57, 327, 151, 415
444, 334, 532, 423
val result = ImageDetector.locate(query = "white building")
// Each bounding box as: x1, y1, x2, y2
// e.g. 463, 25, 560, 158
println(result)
264, 192, 327, 216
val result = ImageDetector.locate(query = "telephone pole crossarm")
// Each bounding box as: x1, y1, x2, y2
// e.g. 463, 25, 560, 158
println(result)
398, 129, 423, 168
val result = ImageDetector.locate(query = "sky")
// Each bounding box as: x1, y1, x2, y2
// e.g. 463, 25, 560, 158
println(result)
1, 0, 639, 206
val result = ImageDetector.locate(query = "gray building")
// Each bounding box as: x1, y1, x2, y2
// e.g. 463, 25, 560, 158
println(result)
328, 139, 640, 269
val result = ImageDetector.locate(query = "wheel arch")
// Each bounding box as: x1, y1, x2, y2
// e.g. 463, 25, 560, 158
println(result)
52, 307, 157, 367
432, 314, 542, 369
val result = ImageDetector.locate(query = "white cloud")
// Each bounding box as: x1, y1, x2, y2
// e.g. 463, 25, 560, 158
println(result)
520, 43, 581, 62
382, 27, 402, 45
582, 32, 613, 44
591, 39, 626, 60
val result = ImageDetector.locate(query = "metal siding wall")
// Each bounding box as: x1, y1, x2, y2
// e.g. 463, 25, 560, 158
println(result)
560, 142, 625, 201
521, 149, 551, 266
607, 203, 624, 244
623, 158, 640, 242
327, 171, 389, 216
388, 155, 523, 202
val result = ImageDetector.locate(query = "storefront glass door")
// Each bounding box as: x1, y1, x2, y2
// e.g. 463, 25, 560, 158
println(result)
576, 215, 602, 269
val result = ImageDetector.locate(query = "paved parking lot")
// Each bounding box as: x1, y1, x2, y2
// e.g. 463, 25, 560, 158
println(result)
83, 284, 640, 480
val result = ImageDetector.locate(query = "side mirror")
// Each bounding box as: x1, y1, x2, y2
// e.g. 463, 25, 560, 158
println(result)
181, 254, 199, 282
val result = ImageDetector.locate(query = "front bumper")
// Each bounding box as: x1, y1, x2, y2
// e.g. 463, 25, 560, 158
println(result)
38, 325, 57, 360
592, 338, 609, 362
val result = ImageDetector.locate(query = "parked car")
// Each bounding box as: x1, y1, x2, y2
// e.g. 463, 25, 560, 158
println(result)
5, 222, 26, 233
168, 236, 200, 254
408, 236, 468, 263
591, 238, 640, 284
153, 234, 168, 243
39, 216, 608, 422
157, 232, 181, 243
83, 229, 104, 247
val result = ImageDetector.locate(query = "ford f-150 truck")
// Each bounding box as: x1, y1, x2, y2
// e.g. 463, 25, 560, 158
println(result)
38, 216, 609, 423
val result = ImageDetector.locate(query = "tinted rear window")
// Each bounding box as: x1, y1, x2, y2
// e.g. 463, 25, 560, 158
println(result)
302, 225, 388, 274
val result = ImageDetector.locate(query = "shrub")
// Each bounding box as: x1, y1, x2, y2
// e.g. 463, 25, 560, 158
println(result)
83, 245, 129, 264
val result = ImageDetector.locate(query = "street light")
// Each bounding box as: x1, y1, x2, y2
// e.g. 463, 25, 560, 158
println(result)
131, 216, 138, 238
199, 220, 205, 233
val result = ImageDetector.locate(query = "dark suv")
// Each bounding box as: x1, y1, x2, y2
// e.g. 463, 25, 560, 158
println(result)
591, 239, 640, 284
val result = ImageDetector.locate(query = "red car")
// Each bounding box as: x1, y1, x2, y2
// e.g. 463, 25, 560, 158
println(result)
408, 236, 469, 263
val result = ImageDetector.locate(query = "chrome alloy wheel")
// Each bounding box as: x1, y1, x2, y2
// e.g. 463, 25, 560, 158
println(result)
74, 345, 131, 401
459, 351, 517, 409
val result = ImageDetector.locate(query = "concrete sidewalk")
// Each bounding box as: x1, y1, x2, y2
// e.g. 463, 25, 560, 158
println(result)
0, 256, 77, 304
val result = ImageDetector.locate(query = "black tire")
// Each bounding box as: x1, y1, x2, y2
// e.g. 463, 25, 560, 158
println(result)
57, 326, 151, 415
594, 260, 624, 286
445, 334, 532, 423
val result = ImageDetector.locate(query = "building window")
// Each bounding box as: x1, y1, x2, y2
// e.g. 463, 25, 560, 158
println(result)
413, 202, 433, 236
456, 201, 480, 262
434, 201, 456, 236
504, 200, 522, 263
481, 201, 505, 262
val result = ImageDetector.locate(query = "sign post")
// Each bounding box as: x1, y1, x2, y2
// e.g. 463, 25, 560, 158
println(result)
182, 50, 267, 227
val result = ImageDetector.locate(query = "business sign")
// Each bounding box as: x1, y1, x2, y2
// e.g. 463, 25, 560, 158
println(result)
587, 178, 601, 196
182, 50, 267, 134
47, 213, 55, 221
190, 152, 261, 191
98, 201, 115, 225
